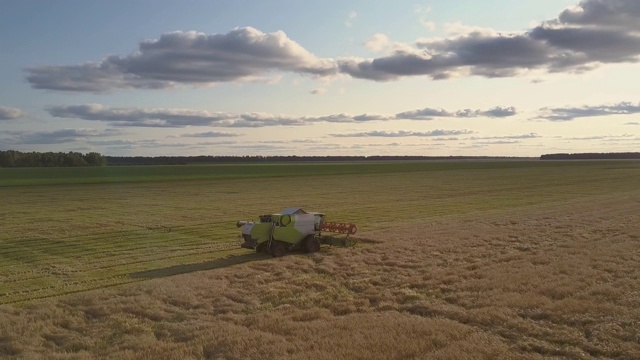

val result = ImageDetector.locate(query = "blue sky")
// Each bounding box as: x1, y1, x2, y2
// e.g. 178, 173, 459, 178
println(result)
1, 0, 639, 156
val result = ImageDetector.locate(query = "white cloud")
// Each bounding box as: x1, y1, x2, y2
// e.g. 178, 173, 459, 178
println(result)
365, 33, 391, 53
0, 106, 26, 120
471, 133, 541, 140
396, 106, 517, 119
443, 22, 499, 37
559, 134, 635, 141
27, 0, 640, 90
48, 103, 517, 128
27, 27, 337, 92
420, 20, 436, 31
413, 5, 431, 14
330, 129, 474, 137
345, 11, 358, 28
414, 5, 435, 31
179, 131, 241, 138
3, 128, 123, 144
341, 0, 640, 81
538, 101, 640, 121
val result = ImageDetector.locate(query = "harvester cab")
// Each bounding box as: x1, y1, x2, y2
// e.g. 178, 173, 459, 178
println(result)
237, 208, 357, 257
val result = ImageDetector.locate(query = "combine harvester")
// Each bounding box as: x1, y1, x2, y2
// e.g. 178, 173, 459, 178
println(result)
236, 208, 357, 257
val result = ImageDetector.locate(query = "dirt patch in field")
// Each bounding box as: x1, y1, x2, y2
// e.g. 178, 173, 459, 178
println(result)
1, 195, 639, 359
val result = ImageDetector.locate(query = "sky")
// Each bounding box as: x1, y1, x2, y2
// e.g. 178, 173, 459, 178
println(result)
1, 0, 639, 157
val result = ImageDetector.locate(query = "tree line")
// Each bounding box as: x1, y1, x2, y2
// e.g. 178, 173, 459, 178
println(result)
105, 155, 522, 166
1, 151, 539, 167
0, 150, 106, 167
540, 153, 640, 160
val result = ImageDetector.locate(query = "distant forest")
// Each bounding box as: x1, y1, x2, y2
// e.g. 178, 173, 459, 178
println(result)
1, 152, 523, 167
540, 153, 640, 160
104, 155, 525, 166
2, 150, 639, 167
0, 150, 106, 167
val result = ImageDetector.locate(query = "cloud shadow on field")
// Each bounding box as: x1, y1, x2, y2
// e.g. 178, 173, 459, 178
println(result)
130, 253, 270, 279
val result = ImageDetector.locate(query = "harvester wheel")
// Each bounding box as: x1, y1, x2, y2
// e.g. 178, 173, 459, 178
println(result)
256, 242, 268, 253
270, 241, 286, 258
304, 236, 321, 253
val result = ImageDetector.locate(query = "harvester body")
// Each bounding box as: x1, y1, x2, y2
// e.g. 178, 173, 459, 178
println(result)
237, 208, 356, 257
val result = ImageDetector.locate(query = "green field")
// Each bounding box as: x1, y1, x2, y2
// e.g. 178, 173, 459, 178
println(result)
2, 160, 640, 359
1, 160, 639, 305
0, 160, 612, 186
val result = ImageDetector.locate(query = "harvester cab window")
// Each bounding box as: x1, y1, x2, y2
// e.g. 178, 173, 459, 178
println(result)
314, 214, 324, 231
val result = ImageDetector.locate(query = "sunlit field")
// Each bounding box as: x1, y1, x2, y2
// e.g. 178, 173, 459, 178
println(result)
1, 160, 639, 359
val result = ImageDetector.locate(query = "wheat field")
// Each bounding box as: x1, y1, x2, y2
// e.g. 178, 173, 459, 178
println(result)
1, 161, 639, 359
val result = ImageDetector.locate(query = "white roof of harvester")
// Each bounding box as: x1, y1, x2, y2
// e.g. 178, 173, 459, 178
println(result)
280, 208, 324, 216
280, 208, 307, 215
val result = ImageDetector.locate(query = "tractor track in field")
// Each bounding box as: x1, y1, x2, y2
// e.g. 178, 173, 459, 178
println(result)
0, 219, 242, 304
0, 243, 242, 304
0, 243, 236, 283
0, 274, 136, 305
0, 241, 241, 278
0, 241, 238, 272
0, 236, 233, 266
0, 222, 236, 264
0, 226, 227, 255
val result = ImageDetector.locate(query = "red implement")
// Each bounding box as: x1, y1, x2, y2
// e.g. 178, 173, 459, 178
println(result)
320, 222, 357, 236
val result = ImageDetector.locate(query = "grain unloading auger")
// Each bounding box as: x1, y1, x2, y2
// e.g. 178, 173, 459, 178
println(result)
236, 208, 357, 257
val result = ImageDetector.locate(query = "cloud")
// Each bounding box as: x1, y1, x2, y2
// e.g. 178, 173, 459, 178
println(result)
3, 128, 122, 145
414, 5, 431, 15
224, 143, 295, 152
27, 27, 337, 92
309, 114, 355, 123
179, 131, 240, 138
365, 34, 392, 53
443, 22, 499, 37
352, 114, 392, 121
49, 104, 314, 128
87, 139, 156, 146
558, 134, 634, 141
330, 129, 474, 137
86, 138, 238, 149
0, 106, 26, 120
538, 101, 640, 121
414, 5, 435, 31
345, 11, 357, 28
396, 106, 517, 119
555, 0, 640, 29
482, 106, 518, 117
46, 104, 397, 128
396, 107, 452, 119
474, 140, 521, 145
339, 0, 640, 81
24, 1, 640, 92
420, 21, 436, 31
49, 104, 237, 127
471, 133, 541, 140
351, 142, 403, 148
225, 113, 305, 127
49, 104, 518, 128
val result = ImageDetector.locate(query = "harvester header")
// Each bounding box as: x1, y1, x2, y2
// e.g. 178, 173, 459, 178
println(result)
237, 208, 357, 257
